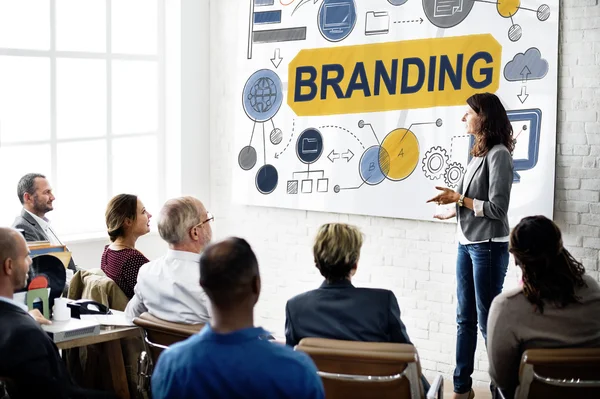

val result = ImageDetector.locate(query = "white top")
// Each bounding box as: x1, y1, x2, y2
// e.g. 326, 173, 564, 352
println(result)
125, 249, 211, 324
457, 158, 510, 245
0, 295, 28, 312
25, 210, 62, 246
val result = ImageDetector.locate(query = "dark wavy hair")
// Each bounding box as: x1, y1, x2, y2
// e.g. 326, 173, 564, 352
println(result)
467, 93, 515, 157
510, 215, 587, 314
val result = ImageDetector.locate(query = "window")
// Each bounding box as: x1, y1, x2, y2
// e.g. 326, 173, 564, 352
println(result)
0, 0, 178, 238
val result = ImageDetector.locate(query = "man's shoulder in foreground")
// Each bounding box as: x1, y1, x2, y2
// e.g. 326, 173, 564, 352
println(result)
153, 326, 323, 399
162, 326, 316, 368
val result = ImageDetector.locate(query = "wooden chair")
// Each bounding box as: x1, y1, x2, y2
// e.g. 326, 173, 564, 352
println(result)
133, 312, 203, 364
509, 348, 600, 399
295, 338, 443, 399
132, 312, 203, 395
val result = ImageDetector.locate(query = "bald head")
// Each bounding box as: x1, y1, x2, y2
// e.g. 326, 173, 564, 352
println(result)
0, 228, 22, 266
158, 197, 212, 250
0, 227, 31, 295
200, 238, 260, 310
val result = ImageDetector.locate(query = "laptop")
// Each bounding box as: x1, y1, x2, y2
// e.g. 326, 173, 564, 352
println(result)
42, 318, 101, 343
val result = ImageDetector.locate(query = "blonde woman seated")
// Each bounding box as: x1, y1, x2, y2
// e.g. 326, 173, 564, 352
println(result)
101, 194, 152, 299
285, 223, 413, 344
286, 223, 429, 391
488, 215, 600, 398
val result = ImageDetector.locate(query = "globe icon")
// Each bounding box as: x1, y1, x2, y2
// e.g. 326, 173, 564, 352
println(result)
242, 69, 283, 122
248, 77, 278, 114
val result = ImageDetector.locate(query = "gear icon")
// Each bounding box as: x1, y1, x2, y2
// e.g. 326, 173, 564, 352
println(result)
422, 146, 449, 180
444, 162, 465, 188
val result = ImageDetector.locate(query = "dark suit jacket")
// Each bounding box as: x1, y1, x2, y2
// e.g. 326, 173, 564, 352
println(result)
285, 280, 412, 347
0, 300, 73, 399
12, 209, 76, 271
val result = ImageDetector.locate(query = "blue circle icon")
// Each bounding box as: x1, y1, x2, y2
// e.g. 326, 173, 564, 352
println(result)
296, 128, 324, 164
388, 0, 408, 4
318, 0, 357, 42
359, 145, 390, 185
256, 164, 278, 194
242, 69, 283, 122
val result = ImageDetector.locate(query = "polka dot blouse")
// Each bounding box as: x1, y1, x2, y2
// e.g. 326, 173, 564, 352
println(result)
100, 245, 149, 299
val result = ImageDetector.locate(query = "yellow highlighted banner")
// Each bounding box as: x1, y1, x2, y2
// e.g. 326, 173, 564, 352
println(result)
288, 34, 502, 117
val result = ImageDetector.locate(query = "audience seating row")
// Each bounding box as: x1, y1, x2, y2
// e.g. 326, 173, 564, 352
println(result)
130, 311, 600, 399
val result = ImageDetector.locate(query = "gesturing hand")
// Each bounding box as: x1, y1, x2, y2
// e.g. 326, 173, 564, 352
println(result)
433, 209, 456, 220
29, 309, 52, 325
427, 186, 460, 205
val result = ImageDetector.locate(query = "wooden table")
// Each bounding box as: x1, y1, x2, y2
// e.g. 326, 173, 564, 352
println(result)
57, 326, 141, 399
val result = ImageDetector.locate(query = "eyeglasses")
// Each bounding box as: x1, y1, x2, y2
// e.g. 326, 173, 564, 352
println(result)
196, 212, 214, 228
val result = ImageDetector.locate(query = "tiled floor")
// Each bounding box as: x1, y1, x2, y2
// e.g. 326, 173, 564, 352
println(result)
442, 381, 492, 399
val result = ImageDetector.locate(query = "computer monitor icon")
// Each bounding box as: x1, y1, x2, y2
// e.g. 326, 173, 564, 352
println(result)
323, 3, 351, 33
469, 108, 542, 183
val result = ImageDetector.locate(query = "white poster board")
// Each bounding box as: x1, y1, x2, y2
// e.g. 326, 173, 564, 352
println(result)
233, 0, 559, 225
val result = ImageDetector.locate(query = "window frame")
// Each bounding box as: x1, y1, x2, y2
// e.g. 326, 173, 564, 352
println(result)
0, 0, 168, 237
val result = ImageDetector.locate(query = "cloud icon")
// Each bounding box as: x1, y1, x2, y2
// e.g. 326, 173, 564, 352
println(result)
504, 48, 549, 82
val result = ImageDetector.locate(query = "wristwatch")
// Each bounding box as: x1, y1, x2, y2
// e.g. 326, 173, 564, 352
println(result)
457, 194, 465, 207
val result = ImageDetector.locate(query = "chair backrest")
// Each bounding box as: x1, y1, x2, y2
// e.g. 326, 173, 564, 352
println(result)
517, 348, 600, 399
67, 269, 129, 311
133, 312, 203, 364
296, 338, 424, 399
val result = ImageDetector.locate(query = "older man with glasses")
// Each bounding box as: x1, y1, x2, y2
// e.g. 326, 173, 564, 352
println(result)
125, 196, 214, 324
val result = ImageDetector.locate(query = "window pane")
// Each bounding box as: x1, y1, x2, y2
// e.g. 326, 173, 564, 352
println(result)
53, 140, 107, 235
0, 0, 50, 50
57, 58, 107, 139
111, 135, 158, 220
112, 61, 158, 134
0, 56, 51, 143
56, 0, 106, 52
111, 0, 157, 55
0, 144, 51, 227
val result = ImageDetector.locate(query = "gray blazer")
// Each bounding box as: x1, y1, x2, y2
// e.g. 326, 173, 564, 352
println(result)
457, 144, 513, 242
12, 209, 76, 271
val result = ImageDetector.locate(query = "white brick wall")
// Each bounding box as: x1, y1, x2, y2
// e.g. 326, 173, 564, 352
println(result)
208, 0, 600, 387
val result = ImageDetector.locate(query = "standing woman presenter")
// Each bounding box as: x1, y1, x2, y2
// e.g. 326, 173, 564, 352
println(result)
427, 92, 514, 399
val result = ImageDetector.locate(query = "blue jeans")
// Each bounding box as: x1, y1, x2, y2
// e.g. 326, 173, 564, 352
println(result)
453, 241, 509, 394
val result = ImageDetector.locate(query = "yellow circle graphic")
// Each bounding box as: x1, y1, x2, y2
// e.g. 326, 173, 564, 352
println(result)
380, 128, 420, 181
497, 0, 520, 18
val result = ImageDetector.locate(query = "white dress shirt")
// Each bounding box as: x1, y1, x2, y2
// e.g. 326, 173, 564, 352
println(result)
0, 295, 28, 312
125, 249, 211, 324
25, 210, 62, 245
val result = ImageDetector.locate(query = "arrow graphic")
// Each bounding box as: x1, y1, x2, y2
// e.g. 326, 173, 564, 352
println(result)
328, 149, 354, 162
328, 150, 341, 163
270, 48, 282, 69
292, 0, 320, 16
275, 120, 295, 159
517, 86, 529, 104
342, 149, 354, 162
520, 66, 531, 83
393, 17, 424, 24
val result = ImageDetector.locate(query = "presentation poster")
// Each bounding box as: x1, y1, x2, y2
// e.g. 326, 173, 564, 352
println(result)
233, 0, 559, 224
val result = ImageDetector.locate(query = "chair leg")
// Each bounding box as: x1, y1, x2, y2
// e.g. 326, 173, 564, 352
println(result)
136, 351, 151, 399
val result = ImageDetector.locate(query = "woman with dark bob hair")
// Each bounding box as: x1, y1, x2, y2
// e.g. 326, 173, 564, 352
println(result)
428, 93, 515, 399
487, 215, 600, 398
101, 194, 152, 298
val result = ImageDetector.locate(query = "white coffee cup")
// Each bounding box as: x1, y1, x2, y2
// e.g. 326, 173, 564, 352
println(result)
53, 297, 71, 321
